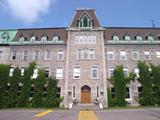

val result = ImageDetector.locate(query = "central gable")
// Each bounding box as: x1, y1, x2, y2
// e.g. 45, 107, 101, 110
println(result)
70, 9, 101, 28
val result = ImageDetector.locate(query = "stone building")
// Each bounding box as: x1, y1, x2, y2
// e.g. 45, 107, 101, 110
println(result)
0, 9, 160, 108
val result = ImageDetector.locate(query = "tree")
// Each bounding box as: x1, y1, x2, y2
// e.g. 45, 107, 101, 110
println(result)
20, 62, 36, 107
137, 61, 156, 106
45, 77, 60, 108
32, 69, 46, 107
110, 65, 135, 107
150, 64, 160, 106
0, 64, 10, 108
7, 67, 21, 107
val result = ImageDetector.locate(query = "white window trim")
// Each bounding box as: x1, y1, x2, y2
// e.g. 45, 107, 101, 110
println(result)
73, 66, 80, 79
56, 67, 63, 79
22, 51, 28, 61
144, 51, 151, 60
91, 66, 99, 79
11, 51, 16, 60
109, 67, 115, 78
156, 51, 160, 59
34, 50, 40, 61
125, 87, 131, 101
57, 50, 64, 61
120, 50, 127, 60
31, 68, 38, 79
107, 50, 114, 60
123, 68, 129, 77
45, 49, 52, 61
9, 68, 14, 77
132, 50, 139, 60
44, 67, 50, 78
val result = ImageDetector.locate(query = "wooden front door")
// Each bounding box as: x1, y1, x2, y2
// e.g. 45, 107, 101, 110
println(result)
81, 85, 91, 103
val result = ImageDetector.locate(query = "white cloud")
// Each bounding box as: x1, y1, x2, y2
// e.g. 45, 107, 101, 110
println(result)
5, 0, 52, 23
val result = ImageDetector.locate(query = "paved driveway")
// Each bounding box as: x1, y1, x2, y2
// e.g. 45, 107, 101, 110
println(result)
0, 108, 159, 120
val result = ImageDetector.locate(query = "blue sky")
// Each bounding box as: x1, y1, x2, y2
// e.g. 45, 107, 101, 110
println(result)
0, 0, 160, 29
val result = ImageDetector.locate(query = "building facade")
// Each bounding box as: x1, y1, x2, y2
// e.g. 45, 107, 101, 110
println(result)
0, 9, 160, 108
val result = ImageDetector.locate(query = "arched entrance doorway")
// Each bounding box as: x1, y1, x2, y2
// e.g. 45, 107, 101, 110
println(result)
81, 85, 91, 103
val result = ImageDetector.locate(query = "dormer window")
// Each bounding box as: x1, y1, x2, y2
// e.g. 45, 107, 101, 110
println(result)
136, 36, 142, 42
0, 32, 9, 43
41, 36, 48, 42
124, 35, 131, 42
53, 36, 60, 42
30, 36, 37, 42
112, 35, 119, 42
147, 35, 154, 42
19, 36, 27, 42
78, 14, 92, 28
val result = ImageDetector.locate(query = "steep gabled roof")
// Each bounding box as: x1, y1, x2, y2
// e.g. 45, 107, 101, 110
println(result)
70, 9, 100, 28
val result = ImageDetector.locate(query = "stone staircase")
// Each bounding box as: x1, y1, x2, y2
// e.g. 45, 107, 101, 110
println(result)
72, 103, 100, 110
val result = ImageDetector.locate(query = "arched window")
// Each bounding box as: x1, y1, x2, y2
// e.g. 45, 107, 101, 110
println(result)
30, 36, 37, 42
147, 35, 154, 42
78, 14, 92, 28
136, 36, 142, 42
41, 36, 48, 42
52, 35, 60, 41
112, 35, 119, 42
0, 32, 9, 43
125, 35, 131, 42
19, 36, 27, 42
83, 16, 88, 27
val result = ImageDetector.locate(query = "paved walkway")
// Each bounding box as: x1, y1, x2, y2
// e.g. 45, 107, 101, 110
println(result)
0, 108, 160, 120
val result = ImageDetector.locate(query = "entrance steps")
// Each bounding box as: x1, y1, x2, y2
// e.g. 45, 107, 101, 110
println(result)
72, 103, 100, 110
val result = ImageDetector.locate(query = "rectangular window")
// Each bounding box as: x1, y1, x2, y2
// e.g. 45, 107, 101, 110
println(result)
123, 68, 128, 77
89, 49, 95, 59
9, 68, 14, 76
96, 86, 99, 98
34, 50, 40, 61
138, 86, 143, 97
111, 87, 115, 98
134, 68, 139, 78
57, 50, 64, 60
144, 51, 150, 60
31, 69, 38, 79
156, 51, 160, 59
44, 67, 50, 78
74, 67, 80, 79
0, 51, 3, 60
11, 51, 16, 60
21, 68, 25, 76
91, 67, 98, 79
22, 51, 28, 60
107, 51, 114, 60
132, 50, 138, 60
77, 49, 95, 60
45, 50, 51, 61
77, 49, 82, 59
126, 87, 130, 99
57, 87, 61, 98
84, 50, 88, 59
109, 67, 114, 78
120, 50, 126, 60
56, 68, 63, 79
73, 86, 76, 98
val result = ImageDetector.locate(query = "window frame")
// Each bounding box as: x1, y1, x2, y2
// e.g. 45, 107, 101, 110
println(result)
91, 66, 98, 79
73, 66, 80, 79
56, 68, 63, 79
